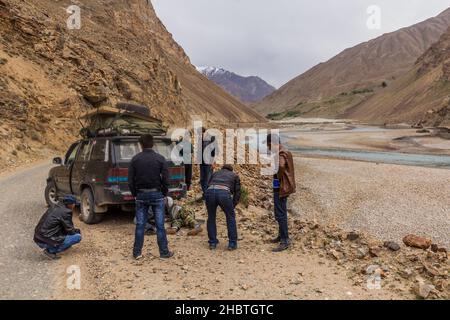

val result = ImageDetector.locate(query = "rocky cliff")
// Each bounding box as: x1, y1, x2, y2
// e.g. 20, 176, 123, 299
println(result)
345, 27, 450, 127
0, 0, 264, 169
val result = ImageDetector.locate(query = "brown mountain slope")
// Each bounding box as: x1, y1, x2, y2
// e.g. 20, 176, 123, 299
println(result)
256, 8, 450, 118
0, 0, 263, 169
345, 27, 450, 127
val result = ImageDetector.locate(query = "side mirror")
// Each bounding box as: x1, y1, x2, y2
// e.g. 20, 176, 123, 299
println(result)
53, 157, 62, 165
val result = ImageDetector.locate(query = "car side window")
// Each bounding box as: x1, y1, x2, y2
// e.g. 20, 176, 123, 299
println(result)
65, 143, 80, 166
91, 140, 109, 162
77, 141, 92, 162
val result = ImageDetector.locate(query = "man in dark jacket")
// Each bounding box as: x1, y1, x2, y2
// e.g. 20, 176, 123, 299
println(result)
33, 195, 82, 260
128, 134, 174, 260
205, 164, 241, 250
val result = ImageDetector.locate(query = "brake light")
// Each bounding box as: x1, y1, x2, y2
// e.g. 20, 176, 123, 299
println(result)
107, 168, 129, 183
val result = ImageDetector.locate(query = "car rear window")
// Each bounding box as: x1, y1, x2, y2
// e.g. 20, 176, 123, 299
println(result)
114, 140, 173, 163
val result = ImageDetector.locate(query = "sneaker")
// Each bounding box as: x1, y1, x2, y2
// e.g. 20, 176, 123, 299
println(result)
160, 251, 175, 259
272, 243, 290, 252
166, 228, 178, 235
133, 254, 144, 260
228, 246, 237, 251
43, 249, 60, 260
209, 244, 217, 250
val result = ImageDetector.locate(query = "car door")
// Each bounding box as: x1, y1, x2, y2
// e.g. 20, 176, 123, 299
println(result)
70, 140, 92, 195
54, 142, 80, 194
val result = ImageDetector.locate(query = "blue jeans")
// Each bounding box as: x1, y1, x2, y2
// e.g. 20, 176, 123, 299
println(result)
274, 192, 290, 245
134, 191, 169, 257
200, 165, 212, 195
205, 189, 238, 248
37, 233, 82, 254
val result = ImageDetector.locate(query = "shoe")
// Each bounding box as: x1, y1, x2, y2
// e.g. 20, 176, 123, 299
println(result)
43, 249, 60, 260
269, 236, 281, 244
166, 228, 178, 235
272, 243, 290, 252
187, 225, 203, 236
209, 244, 217, 250
160, 251, 175, 259
133, 254, 143, 260
228, 246, 237, 251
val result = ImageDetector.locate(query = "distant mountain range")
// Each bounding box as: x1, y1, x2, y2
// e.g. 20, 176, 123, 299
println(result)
197, 66, 276, 103
255, 7, 450, 126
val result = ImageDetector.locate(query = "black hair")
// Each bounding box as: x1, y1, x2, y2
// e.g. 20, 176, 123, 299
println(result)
223, 164, 234, 171
139, 134, 154, 149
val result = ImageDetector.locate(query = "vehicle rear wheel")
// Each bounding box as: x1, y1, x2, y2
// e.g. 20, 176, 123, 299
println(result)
80, 188, 103, 224
45, 181, 59, 207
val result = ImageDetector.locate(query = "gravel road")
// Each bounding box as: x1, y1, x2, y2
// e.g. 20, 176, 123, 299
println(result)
0, 162, 55, 299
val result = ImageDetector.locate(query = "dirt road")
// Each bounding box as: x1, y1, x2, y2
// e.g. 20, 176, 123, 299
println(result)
1, 156, 447, 300
0, 161, 55, 299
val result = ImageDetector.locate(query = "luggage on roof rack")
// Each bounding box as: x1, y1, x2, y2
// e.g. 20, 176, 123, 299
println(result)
80, 104, 167, 138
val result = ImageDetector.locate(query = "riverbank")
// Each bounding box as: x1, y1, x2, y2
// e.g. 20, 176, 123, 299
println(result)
282, 123, 450, 156
291, 157, 450, 248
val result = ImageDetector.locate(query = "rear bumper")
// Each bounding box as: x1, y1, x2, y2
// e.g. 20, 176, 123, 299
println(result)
96, 183, 187, 207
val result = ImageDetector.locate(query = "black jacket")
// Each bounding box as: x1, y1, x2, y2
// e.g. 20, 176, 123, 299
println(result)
208, 167, 241, 207
34, 204, 78, 246
128, 149, 169, 197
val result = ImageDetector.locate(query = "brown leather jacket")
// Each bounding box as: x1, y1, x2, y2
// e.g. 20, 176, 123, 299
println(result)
277, 148, 296, 198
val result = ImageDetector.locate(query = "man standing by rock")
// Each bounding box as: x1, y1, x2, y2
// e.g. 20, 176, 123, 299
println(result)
205, 164, 241, 250
267, 134, 296, 252
128, 134, 174, 260
33, 195, 82, 260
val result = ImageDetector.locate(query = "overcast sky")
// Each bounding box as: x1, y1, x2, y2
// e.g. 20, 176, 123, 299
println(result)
152, 0, 450, 88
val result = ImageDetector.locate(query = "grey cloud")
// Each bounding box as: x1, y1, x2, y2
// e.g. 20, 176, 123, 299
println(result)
153, 0, 450, 88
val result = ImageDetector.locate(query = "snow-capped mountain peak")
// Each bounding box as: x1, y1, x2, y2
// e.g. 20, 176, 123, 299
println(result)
196, 66, 276, 103
196, 66, 227, 77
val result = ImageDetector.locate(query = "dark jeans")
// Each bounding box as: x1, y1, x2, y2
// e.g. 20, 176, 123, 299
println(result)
274, 192, 290, 245
205, 189, 238, 248
37, 233, 82, 254
200, 164, 212, 195
134, 191, 169, 257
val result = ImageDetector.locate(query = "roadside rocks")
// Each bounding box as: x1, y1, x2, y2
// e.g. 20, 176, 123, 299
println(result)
384, 241, 401, 252
403, 234, 432, 250
414, 282, 435, 299
346, 231, 360, 241
369, 246, 383, 257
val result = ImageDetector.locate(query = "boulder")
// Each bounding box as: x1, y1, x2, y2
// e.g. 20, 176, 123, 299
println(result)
346, 231, 360, 241
413, 283, 435, 299
403, 234, 432, 250
384, 241, 401, 251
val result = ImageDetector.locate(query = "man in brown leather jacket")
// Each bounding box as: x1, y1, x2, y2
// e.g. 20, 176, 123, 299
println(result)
267, 134, 296, 252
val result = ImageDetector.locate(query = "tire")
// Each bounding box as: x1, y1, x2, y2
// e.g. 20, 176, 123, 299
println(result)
45, 181, 59, 207
80, 188, 103, 224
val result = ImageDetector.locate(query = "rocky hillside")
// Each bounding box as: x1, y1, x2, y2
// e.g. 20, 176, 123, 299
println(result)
197, 66, 276, 103
256, 8, 450, 122
345, 27, 450, 127
0, 0, 264, 170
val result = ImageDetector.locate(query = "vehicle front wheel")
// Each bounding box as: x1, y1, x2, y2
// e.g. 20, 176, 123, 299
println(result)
80, 188, 103, 224
45, 181, 59, 207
